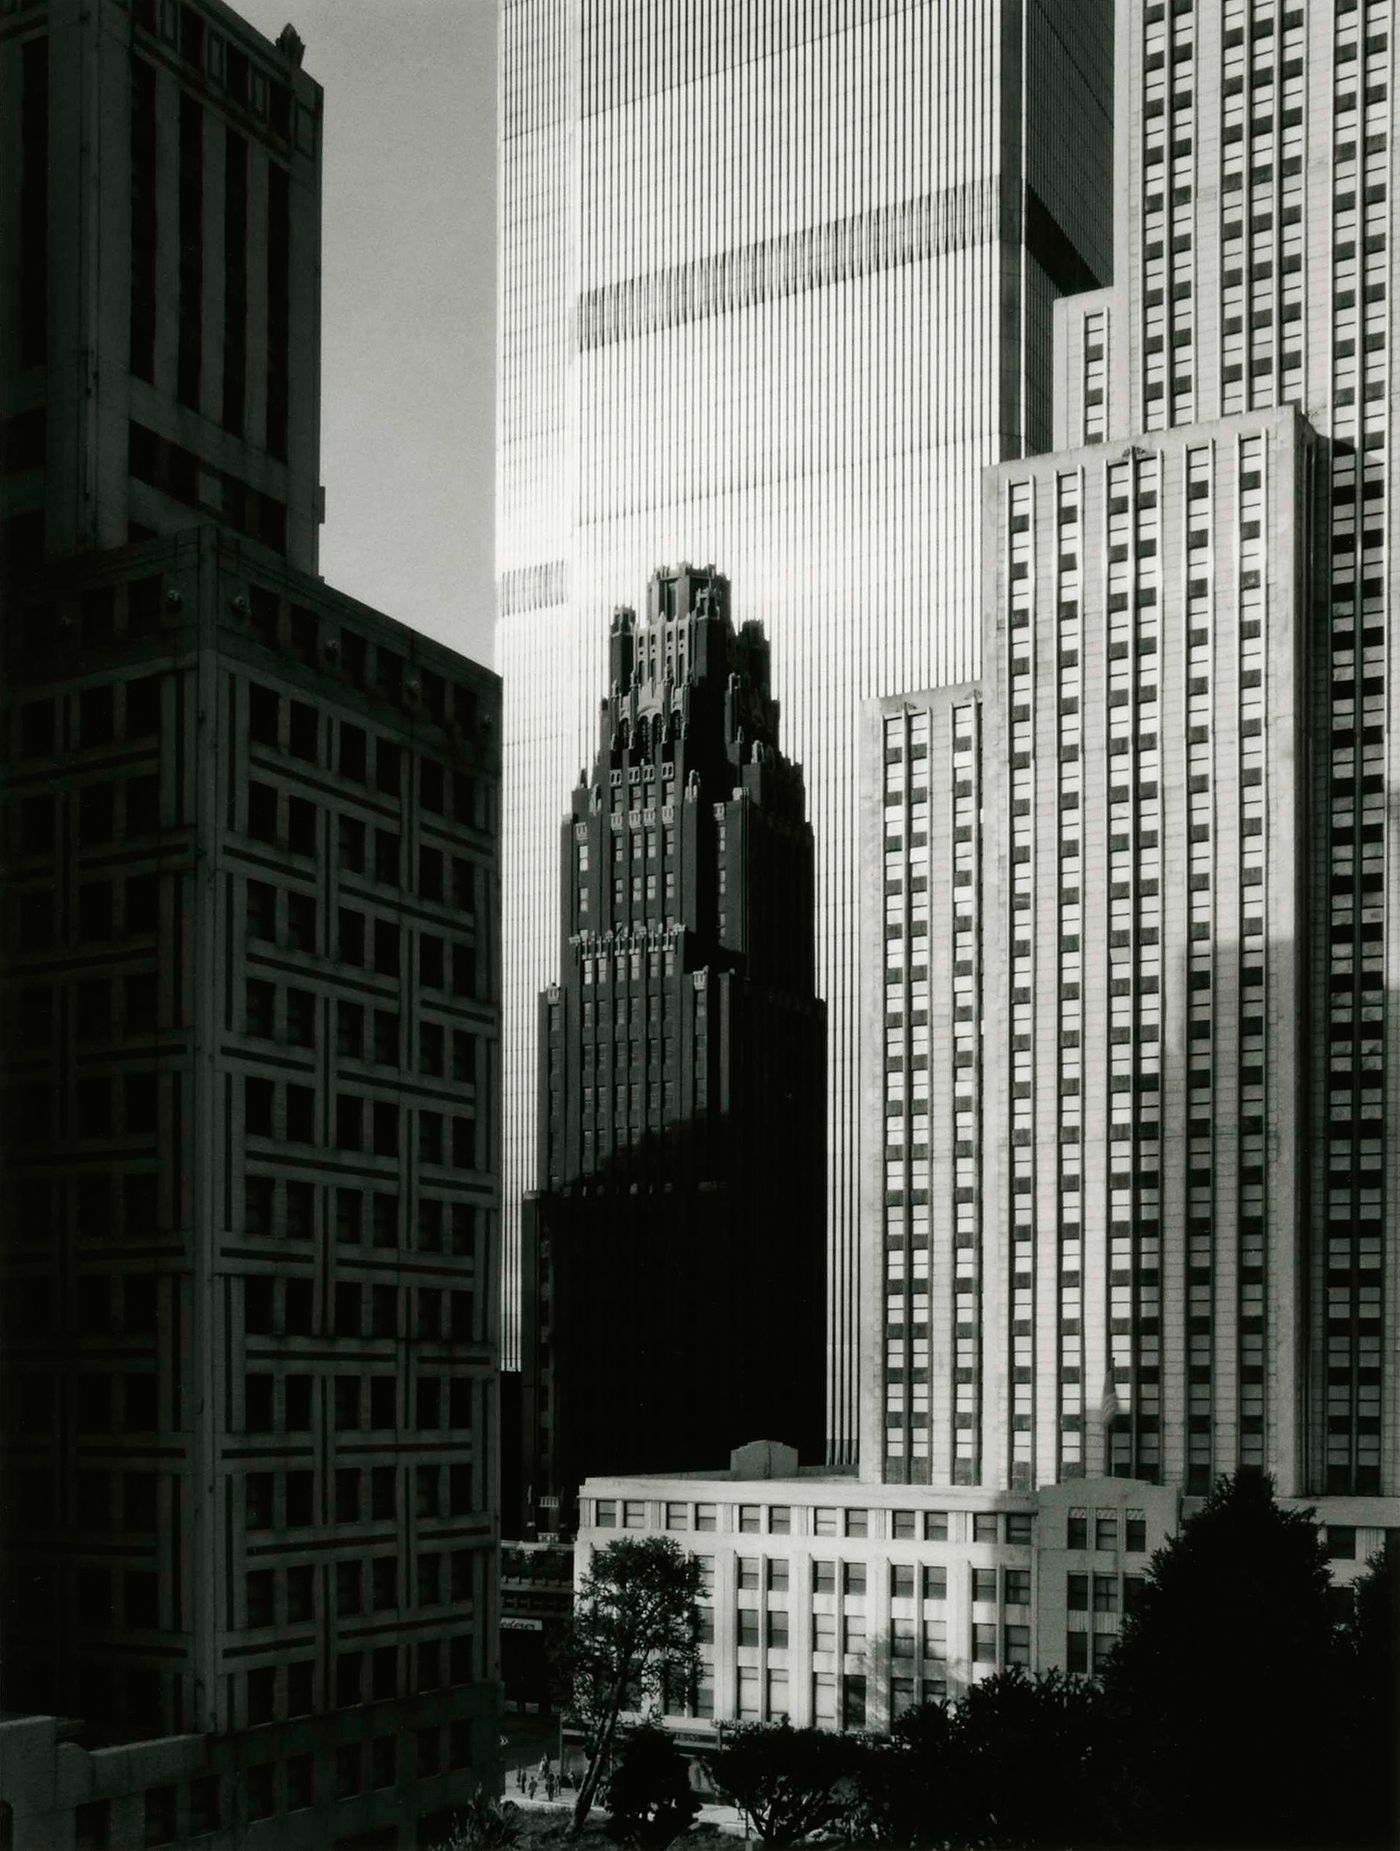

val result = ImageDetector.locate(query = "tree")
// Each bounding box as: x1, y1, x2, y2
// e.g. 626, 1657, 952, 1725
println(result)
942, 1668, 1111, 1848
1100, 1471, 1336, 1847
431, 1790, 522, 1851
704, 1719, 868, 1845
566, 1536, 704, 1836
603, 1721, 703, 1847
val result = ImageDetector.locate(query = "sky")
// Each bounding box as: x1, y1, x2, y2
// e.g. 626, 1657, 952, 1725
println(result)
236, 0, 498, 668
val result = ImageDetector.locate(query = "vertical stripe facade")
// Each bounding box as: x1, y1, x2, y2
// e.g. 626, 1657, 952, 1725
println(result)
496, 0, 1116, 1452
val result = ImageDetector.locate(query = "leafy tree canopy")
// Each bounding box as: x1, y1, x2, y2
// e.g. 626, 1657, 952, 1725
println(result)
704, 1718, 868, 1846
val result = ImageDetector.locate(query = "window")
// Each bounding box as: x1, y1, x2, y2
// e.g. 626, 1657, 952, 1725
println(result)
1326, 1525, 1357, 1561
1067, 1630, 1089, 1673
738, 1608, 760, 1647
924, 1509, 949, 1541
972, 1622, 998, 1663
1067, 1508, 1088, 1549
1067, 1573, 1089, 1612
972, 1567, 998, 1602
841, 1674, 866, 1729
892, 1510, 916, 1540
1006, 1512, 1033, 1545
813, 1561, 835, 1593
973, 1513, 1000, 1544
1125, 1510, 1147, 1553
665, 1502, 688, 1531
814, 1507, 838, 1536
766, 1559, 789, 1593
694, 1503, 716, 1532
922, 1566, 947, 1601
737, 1557, 759, 1590
1095, 1511, 1118, 1551
1005, 1569, 1031, 1606
1004, 1623, 1030, 1666
739, 1504, 761, 1533
890, 1564, 915, 1600
596, 1500, 617, 1529
843, 1562, 867, 1596
769, 1505, 791, 1534
845, 1508, 869, 1538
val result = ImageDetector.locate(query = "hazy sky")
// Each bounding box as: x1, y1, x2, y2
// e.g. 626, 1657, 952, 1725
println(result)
237, 0, 498, 668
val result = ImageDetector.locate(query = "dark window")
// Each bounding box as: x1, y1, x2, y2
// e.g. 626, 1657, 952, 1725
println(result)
375, 829, 400, 885
286, 893, 316, 952
286, 988, 315, 1045
286, 1472, 312, 1526
287, 796, 316, 856
377, 739, 402, 795
373, 920, 400, 976
288, 700, 317, 762
420, 760, 444, 812
79, 784, 115, 846
249, 683, 278, 746
247, 880, 276, 941
373, 1009, 398, 1064
247, 781, 277, 843
421, 935, 444, 988
340, 724, 367, 781
420, 1023, 444, 1074
125, 675, 160, 737
372, 1101, 398, 1157
339, 908, 366, 964
81, 685, 116, 746
245, 1078, 273, 1137
339, 815, 366, 871
419, 846, 444, 900
338, 1002, 364, 1058
285, 1085, 314, 1142
126, 874, 158, 933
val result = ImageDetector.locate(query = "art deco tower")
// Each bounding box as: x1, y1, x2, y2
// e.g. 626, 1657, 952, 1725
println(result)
520, 566, 826, 1526
496, 1, 1117, 1452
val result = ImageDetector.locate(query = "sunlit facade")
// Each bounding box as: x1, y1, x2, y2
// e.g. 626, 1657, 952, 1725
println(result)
496, 0, 1116, 1445
865, 0, 1400, 1508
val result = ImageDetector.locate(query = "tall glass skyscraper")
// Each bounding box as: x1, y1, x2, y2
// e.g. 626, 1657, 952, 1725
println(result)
496, 0, 1115, 1448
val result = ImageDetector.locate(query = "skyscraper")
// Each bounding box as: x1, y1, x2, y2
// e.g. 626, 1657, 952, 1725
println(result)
0, 0, 322, 571
497, 0, 1117, 1449
572, 0, 1399, 1741
868, 0, 1400, 1510
0, 4, 502, 1844
520, 565, 825, 1530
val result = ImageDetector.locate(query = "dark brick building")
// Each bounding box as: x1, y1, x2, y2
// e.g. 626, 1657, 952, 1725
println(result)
518, 566, 826, 1535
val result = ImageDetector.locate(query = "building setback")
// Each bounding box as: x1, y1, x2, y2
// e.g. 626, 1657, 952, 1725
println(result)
496, 0, 1117, 1454
519, 567, 825, 1531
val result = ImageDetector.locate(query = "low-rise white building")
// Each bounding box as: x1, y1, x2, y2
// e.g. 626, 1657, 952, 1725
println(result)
576, 1446, 1394, 1742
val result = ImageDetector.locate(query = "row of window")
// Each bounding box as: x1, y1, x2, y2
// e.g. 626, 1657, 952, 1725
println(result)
242, 1076, 480, 1168
242, 1371, 474, 1435
244, 1463, 476, 1529
17, 676, 161, 758
594, 1498, 1033, 1544
246, 880, 483, 995
243, 1177, 482, 1255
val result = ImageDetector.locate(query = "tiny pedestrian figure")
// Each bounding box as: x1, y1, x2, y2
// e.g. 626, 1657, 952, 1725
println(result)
516, 1766, 526, 1793
528, 1777, 538, 1801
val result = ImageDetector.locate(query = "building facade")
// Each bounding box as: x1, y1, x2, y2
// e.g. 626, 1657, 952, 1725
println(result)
520, 566, 825, 1531
0, 0, 323, 573
574, 1459, 1384, 1739
860, 0, 1400, 1510
0, 3, 503, 1845
1, 531, 502, 1847
496, 0, 1118, 1451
